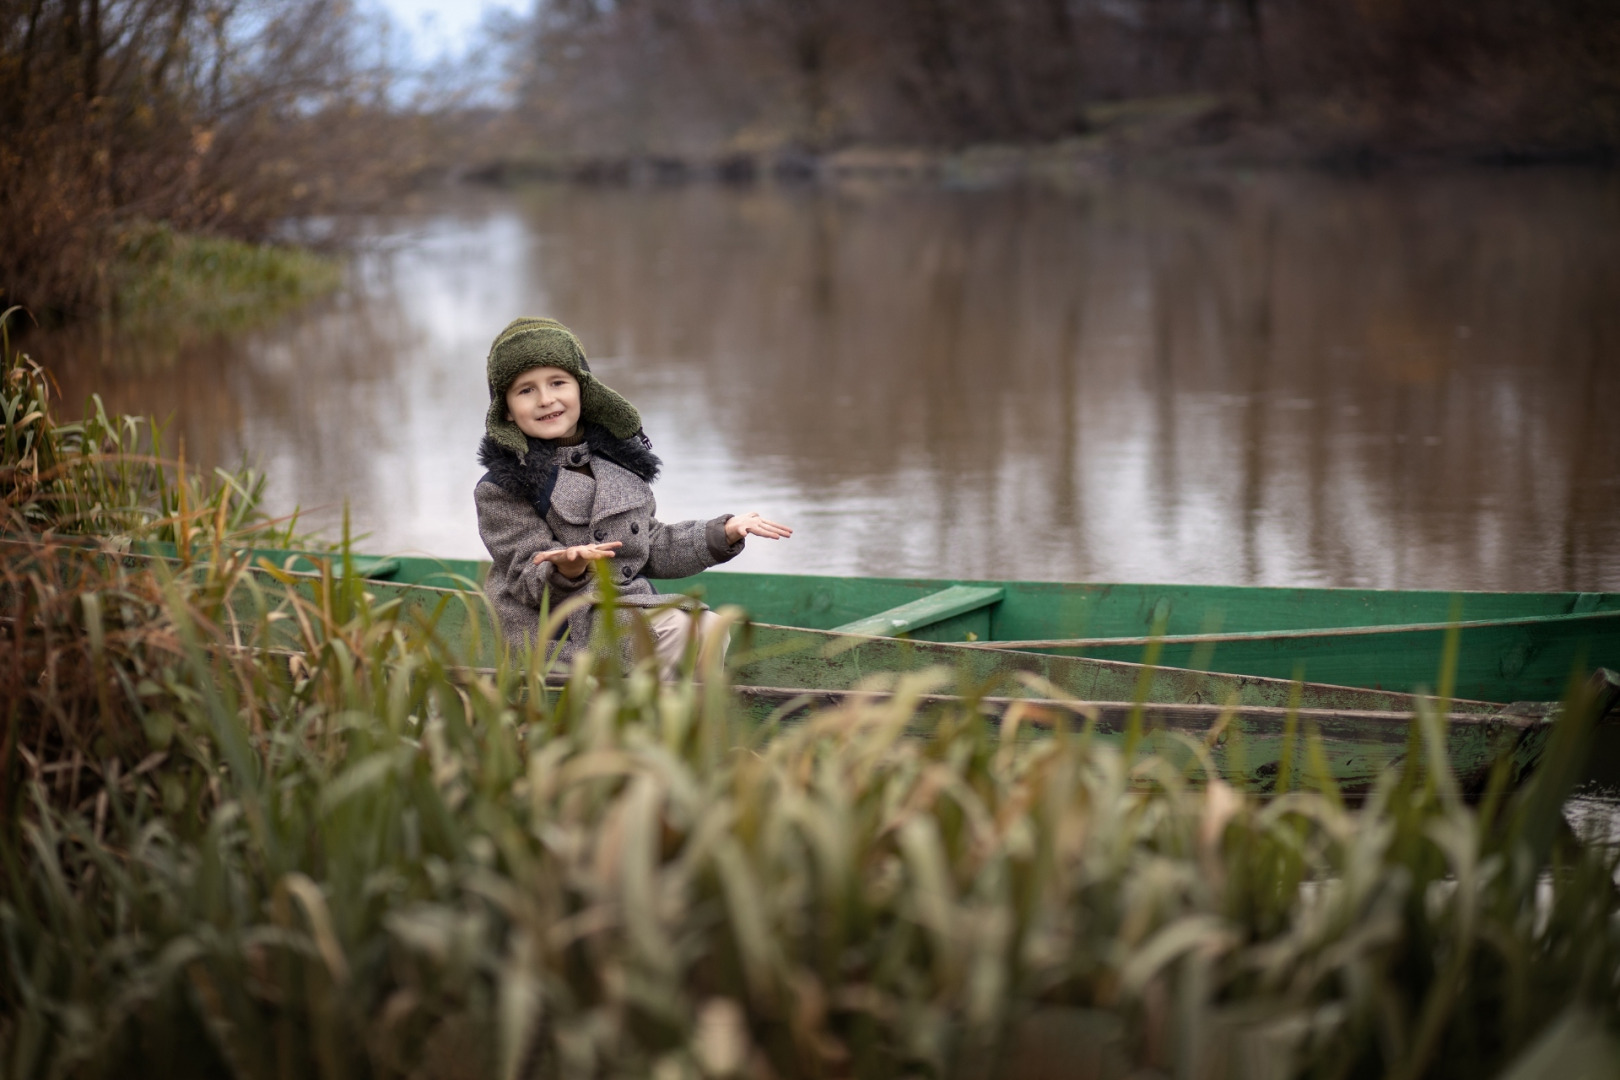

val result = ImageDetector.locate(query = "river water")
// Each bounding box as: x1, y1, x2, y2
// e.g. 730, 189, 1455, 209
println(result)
39, 171, 1620, 591
30, 170, 1620, 830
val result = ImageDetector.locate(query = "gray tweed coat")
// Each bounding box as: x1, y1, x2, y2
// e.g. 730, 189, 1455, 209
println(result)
475, 431, 741, 662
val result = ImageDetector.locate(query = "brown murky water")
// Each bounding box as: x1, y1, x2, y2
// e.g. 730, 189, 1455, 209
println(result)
32, 171, 1620, 590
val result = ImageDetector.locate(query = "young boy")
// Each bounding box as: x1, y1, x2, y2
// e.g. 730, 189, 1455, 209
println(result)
475, 317, 790, 676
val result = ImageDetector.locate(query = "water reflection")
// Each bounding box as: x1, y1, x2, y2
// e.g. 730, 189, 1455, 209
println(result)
34, 172, 1620, 589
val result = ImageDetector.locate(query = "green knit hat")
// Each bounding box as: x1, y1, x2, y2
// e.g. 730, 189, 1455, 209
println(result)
484, 317, 642, 458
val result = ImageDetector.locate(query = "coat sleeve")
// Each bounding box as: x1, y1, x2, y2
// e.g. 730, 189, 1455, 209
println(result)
643, 514, 744, 580
475, 480, 592, 606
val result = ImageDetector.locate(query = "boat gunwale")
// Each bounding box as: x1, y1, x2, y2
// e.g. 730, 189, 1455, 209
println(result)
31, 535, 1602, 616
62, 537, 1617, 620
975, 609, 1620, 651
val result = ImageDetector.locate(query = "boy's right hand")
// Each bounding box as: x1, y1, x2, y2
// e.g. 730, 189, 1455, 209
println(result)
534, 541, 622, 580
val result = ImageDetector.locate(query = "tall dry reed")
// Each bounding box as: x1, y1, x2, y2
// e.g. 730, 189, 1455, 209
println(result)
1, 526, 1616, 1080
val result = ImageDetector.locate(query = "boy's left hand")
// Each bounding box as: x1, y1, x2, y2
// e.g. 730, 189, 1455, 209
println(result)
725, 512, 793, 544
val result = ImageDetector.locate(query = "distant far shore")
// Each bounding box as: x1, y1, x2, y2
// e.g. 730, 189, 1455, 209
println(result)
460, 95, 1619, 191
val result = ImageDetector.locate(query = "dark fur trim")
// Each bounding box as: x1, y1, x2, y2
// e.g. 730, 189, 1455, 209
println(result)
477, 435, 558, 518
477, 423, 661, 518
586, 423, 661, 482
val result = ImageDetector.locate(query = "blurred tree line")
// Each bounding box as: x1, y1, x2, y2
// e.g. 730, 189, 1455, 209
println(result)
510, 0, 1620, 163
0, 0, 464, 320
6, 0, 1617, 320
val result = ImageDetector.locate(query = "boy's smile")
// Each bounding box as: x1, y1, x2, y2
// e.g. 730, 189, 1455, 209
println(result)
506, 365, 582, 441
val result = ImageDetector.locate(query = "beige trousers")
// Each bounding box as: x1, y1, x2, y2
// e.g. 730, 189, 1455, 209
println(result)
646, 606, 729, 681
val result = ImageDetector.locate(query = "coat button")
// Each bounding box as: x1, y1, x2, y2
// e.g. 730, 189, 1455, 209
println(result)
594, 528, 605, 541
630, 522, 639, 534
570, 451, 583, 465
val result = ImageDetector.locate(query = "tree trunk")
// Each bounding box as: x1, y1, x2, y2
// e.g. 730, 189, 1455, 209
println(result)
1240, 0, 1273, 111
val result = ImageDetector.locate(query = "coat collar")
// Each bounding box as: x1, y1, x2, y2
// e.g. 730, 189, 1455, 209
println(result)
537, 445, 651, 523
587, 453, 653, 519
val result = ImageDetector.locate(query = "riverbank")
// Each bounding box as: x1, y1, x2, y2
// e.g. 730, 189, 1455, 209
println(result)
463, 94, 1619, 191
6, 223, 343, 346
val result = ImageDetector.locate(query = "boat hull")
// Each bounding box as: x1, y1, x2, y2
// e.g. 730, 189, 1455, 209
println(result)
96, 541, 1620, 703
4, 536, 1568, 796
733, 685, 1553, 796
661, 572, 1620, 704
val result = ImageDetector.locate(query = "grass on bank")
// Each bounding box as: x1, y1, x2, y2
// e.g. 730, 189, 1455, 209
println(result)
3, 329, 1620, 1079
111, 223, 344, 336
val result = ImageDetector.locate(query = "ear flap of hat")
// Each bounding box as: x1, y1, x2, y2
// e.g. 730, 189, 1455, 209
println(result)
485, 397, 531, 458
579, 376, 643, 440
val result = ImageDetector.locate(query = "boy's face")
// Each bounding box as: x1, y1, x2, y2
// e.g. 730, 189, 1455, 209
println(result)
505, 366, 581, 441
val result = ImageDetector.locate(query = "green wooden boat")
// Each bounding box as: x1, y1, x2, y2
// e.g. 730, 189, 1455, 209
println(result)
159, 542, 1617, 706
26, 537, 1607, 795
12, 537, 1620, 799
